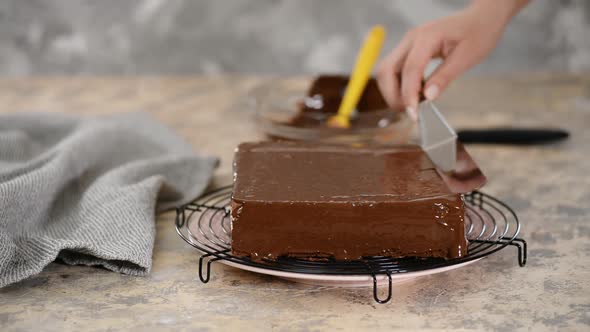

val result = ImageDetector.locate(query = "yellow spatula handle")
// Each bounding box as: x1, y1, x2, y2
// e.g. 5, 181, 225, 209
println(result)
329, 25, 386, 128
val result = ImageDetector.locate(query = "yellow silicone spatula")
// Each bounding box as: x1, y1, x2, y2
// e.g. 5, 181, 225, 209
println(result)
327, 25, 386, 128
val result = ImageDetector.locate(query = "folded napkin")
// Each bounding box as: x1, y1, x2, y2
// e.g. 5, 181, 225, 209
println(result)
0, 112, 218, 287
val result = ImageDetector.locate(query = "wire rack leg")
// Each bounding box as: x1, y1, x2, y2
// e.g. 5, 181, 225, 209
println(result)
372, 273, 393, 304
502, 237, 527, 267
198, 254, 222, 283
175, 207, 186, 228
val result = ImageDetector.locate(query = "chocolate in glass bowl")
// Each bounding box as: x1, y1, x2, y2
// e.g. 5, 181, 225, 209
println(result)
254, 75, 413, 144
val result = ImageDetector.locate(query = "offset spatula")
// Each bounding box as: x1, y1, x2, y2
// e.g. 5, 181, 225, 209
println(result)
419, 100, 457, 172
418, 100, 487, 194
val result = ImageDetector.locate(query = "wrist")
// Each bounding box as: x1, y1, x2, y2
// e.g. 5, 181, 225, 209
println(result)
467, 0, 529, 24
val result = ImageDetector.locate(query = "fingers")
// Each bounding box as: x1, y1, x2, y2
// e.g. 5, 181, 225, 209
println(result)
377, 30, 481, 122
375, 60, 400, 110
400, 37, 441, 116
424, 41, 483, 101
376, 36, 412, 111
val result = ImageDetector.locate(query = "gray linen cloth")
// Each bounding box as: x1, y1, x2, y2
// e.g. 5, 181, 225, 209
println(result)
0, 112, 218, 287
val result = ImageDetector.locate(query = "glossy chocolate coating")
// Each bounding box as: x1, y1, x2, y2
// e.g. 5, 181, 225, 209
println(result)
231, 141, 467, 261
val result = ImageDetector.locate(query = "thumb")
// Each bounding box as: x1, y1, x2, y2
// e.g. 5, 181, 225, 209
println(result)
423, 42, 483, 101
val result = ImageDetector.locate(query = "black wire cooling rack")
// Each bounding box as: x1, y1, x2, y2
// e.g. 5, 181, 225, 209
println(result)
175, 186, 527, 304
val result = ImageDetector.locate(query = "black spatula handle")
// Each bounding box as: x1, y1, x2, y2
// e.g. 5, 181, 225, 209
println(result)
457, 128, 570, 145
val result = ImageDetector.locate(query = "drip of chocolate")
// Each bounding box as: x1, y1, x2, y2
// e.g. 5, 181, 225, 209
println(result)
231, 141, 467, 262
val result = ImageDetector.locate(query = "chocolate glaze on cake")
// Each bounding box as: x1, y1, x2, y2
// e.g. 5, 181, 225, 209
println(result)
231, 141, 467, 262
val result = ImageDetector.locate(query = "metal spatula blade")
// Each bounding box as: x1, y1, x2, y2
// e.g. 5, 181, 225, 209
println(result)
419, 100, 457, 172
439, 142, 487, 193
418, 100, 487, 193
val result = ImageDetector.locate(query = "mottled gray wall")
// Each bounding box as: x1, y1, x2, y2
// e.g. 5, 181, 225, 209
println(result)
0, 0, 589, 76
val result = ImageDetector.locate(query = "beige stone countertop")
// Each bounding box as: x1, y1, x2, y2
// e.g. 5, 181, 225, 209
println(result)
0, 74, 589, 331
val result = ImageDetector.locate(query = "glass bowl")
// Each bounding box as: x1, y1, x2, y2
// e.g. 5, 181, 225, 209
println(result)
251, 78, 414, 145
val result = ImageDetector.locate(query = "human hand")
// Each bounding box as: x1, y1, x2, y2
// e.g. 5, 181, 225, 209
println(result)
376, 0, 529, 120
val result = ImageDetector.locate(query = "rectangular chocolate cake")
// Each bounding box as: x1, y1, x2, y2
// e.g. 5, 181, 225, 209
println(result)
231, 141, 467, 261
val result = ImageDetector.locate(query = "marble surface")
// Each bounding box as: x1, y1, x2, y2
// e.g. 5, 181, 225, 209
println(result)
0, 0, 590, 75
0, 74, 589, 331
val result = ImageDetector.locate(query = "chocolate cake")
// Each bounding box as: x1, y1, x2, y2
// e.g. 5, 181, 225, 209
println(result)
231, 141, 467, 262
